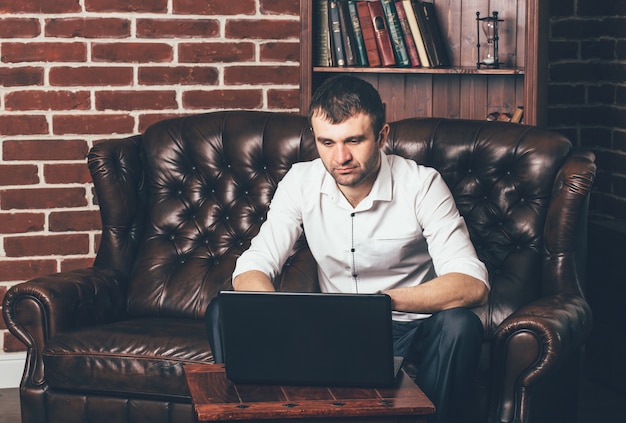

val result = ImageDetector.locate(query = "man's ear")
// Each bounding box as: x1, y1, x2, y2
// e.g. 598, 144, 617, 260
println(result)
378, 124, 390, 148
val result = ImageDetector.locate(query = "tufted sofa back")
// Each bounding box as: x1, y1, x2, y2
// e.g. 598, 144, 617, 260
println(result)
89, 111, 591, 337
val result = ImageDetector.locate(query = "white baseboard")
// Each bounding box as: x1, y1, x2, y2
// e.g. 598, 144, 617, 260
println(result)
0, 352, 26, 389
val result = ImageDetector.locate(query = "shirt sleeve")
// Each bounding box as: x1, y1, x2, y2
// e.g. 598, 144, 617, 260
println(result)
416, 169, 490, 288
232, 168, 305, 282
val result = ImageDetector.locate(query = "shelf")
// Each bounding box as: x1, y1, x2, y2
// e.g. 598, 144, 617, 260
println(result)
300, 0, 548, 126
313, 66, 524, 75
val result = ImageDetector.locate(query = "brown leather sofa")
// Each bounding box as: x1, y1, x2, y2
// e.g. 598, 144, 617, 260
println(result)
3, 111, 596, 423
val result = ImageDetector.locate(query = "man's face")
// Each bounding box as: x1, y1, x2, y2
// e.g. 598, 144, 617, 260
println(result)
311, 112, 387, 189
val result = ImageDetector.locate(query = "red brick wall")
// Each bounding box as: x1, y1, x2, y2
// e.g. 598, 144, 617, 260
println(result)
547, 0, 626, 218
0, 0, 300, 353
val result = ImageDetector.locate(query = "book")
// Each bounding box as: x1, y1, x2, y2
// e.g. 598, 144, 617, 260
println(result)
328, 0, 346, 66
337, 0, 358, 66
402, 0, 430, 67
394, 0, 420, 67
417, 1, 450, 67
356, 0, 382, 67
347, 0, 369, 66
510, 106, 524, 123
379, 0, 410, 67
314, 0, 332, 66
367, 0, 397, 67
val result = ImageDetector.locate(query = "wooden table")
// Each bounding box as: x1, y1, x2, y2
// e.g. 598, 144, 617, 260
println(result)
184, 364, 435, 422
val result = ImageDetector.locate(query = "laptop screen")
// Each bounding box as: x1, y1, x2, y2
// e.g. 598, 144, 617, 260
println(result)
218, 291, 400, 388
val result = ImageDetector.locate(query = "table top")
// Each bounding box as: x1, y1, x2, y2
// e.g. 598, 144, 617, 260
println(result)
184, 364, 435, 422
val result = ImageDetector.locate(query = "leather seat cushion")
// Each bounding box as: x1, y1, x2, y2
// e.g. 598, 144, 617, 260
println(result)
43, 317, 213, 399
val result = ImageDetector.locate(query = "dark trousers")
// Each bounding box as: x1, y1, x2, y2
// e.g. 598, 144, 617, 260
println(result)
392, 308, 483, 423
205, 299, 482, 423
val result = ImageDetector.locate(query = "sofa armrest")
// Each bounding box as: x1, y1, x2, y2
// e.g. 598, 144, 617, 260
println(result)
543, 150, 596, 295
2, 267, 127, 387
490, 293, 592, 422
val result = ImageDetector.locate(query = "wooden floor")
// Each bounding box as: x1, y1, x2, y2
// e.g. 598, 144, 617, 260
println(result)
1, 374, 624, 423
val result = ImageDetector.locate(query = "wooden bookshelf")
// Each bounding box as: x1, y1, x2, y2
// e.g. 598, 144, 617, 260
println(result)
299, 0, 548, 126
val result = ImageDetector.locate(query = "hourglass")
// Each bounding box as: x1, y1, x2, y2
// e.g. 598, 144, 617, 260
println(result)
476, 11, 502, 69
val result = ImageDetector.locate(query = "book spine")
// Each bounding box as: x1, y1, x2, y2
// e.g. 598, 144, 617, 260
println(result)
367, 0, 397, 67
314, 0, 332, 66
356, 1, 382, 67
347, 0, 369, 66
411, 0, 438, 67
420, 1, 450, 67
328, 0, 346, 66
337, 0, 358, 66
393, 0, 420, 67
379, 0, 410, 67
402, 0, 430, 67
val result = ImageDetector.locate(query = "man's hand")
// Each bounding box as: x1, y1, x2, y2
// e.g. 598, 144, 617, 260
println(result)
232, 270, 276, 291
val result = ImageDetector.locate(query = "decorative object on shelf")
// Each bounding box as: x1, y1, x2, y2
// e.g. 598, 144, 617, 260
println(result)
476, 11, 502, 69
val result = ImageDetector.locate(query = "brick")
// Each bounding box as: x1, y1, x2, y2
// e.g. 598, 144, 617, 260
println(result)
551, 19, 604, 40
138, 66, 219, 86
4, 139, 89, 161
3, 332, 27, 353
4, 234, 90, 257
0, 115, 48, 136
179, 42, 255, 63
580, 127, 612, 150
617, 40, 626, 60
0, 213, 45, 234
44, 163, 92, 184
260, 42, 299, 62
226, 19, 299, 40
96, 90, 178, 111
173, 0, 255, 15
267, 88, 300, 109
137, 18, 219, 38
582, 39, 616, 61
53, 114, 135, 135
0, 67, 44, 87
550, 62, 602, 83
224, 65, 299, 85
549, 0, 574, 16
49, 66, 133, 86
548, 40, 579, 61
92, 42, 173, 63
85, 0, 167, 13
1, 187, 87, 210
548, 84, 586, 105
0, 260, 57, 282
183, 89, 263, 109
0, 0, 81, 13
45, 18, 131, 38
588, 84, 616, 104
260, 0, 299, 15
61, 257, 96, 272
614, 129, 626, 152
50, 210, 101, 232
138, 113, 188, 132
4, 90, 91, 111
0, 18, 40, 38
1, 42, 86, 63
578, 0, 624, 17
0, 165, 39, 185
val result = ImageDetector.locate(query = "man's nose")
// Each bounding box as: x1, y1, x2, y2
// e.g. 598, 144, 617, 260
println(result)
334, 144, 351, 164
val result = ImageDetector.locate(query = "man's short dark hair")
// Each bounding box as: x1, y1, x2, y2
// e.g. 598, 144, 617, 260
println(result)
308, 75, 385, 135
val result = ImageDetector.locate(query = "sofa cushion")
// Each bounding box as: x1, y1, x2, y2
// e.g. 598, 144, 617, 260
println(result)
43, 317, 212, 399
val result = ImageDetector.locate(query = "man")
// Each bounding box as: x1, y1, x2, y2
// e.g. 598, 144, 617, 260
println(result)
206, 75, 489, 423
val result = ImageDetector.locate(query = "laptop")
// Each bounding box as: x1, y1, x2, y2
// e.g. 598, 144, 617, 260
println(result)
217, 290, 403, 388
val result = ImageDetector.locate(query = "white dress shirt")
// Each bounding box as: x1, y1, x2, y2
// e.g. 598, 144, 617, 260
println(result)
233, 152, 489, 321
